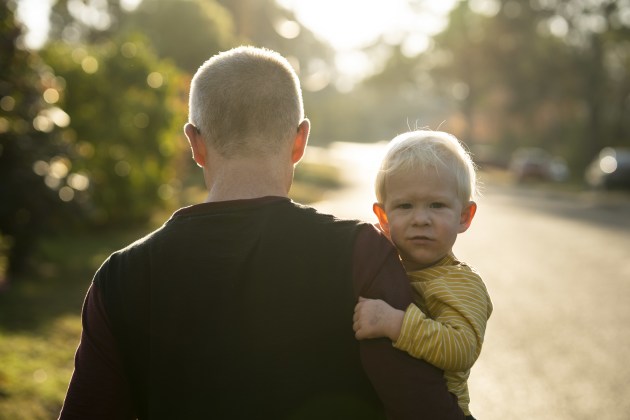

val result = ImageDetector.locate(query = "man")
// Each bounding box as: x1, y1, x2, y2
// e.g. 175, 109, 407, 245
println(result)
59, 46, 463, 419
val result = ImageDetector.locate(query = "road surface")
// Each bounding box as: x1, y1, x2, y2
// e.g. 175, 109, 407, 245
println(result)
307, 142, 630, 420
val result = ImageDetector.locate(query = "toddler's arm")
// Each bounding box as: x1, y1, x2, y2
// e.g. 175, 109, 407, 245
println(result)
354, 275, 492, 373
353, 297, 405, 342
394, 272, 492, 372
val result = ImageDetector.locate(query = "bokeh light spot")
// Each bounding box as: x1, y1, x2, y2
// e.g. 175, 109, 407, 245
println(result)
67, 172, 90, 191
77, 142, 95, 158
49, 157, 71, 179
59, 186, 75, 202
120, 42, 137, 58
452, 82, 470, 100
114, 160, 131, 177
45, 175, 61, 189
133, 113, 149, 128
33, 160, 49, 176
45, 107, 71, 127
599, 156, 617, 174
158, 184, 175, 200
33, 115, 54, 132
71, 47, 87, 64
81, 56, 99, 74
0, 96, 15, 112
274, 19, 301, 39
33, 369, 48, 384
147, 72, 163, 88
0, 118, 9, 134
43, 88, 60, 104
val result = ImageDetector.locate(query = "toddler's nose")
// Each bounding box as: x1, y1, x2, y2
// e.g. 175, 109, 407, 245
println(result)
412, 208, 430, 225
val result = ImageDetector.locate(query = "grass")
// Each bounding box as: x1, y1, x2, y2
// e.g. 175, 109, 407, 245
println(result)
0, 228, 148, 420
0, 159, 343, 419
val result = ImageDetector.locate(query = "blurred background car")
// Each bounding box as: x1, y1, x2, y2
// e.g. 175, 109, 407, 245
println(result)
585, 147, 630, 190
509, 147, 569, 183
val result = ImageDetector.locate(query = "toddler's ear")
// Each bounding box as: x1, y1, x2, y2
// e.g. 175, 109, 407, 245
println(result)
372, 203, 390, 237
459, 201, 477, 233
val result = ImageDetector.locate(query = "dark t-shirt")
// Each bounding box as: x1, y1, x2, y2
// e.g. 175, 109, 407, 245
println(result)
59, 197, 462, 420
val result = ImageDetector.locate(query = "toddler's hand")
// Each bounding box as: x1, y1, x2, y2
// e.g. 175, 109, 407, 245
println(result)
353, 297, 404, 342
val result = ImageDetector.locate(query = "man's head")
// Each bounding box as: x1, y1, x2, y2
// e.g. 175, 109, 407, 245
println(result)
187, 46, 305, 158
372, 130, 478, 271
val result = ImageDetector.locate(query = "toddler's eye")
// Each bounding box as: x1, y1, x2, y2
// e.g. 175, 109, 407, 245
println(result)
397, 203, 412, 209
430, 202, 445, 209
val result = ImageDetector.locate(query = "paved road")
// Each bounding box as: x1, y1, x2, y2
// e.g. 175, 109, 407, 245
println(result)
307, 142, 630, 420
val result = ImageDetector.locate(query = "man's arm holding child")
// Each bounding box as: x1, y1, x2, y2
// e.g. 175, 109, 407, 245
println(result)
352, 225, 464, 420
354, 268, 492, 372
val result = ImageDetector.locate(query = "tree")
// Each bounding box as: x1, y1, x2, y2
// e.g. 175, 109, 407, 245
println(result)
41, 33, 189, 226
352, 0, 630, 174
48, 0, 127, 44
217, 0, 334, 67
0, 1, 76, 278
124, 0, 237, 73
432, 2, 576, 144
547, 0, 630, 164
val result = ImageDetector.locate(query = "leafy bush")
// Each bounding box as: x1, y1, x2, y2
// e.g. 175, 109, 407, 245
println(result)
41, 34, 189, 226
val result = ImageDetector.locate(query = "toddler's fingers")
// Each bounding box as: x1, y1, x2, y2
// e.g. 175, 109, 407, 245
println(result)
354, 326, 366, 340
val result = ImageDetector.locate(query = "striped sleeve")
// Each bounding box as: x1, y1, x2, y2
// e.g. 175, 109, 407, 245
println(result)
393, 265, 492, 372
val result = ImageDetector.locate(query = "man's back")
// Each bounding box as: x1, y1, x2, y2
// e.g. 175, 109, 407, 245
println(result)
97, 197, 383, 418
60, 46, 464, 420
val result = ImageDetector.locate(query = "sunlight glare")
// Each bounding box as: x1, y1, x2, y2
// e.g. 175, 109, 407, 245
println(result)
120, 0, 142, 12
290, 0, 407, 50
15, 0, 53, 49
279, 0, 456, 51
278, 0, 457, 84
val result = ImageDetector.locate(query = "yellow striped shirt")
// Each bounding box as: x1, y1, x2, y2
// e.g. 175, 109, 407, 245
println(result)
393, 254, 493, 415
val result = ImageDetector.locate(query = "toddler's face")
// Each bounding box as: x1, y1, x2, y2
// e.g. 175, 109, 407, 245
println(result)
375, 167, 474, 271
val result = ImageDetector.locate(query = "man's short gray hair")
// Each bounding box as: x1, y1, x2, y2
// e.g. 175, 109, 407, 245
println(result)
188, 46, 304, 158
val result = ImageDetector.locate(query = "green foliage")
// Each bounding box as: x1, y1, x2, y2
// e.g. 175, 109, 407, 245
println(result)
216, 0, 335, 64
294, 160, 343, 189
430, 1, 584, 146
0, 1, 78, 277
339, 0, 630, 177
125, 0, 237, 73
307, 45, 451, 146
1, 2, 192, 278
417, 0, 630, 174
41, 34, 189, 226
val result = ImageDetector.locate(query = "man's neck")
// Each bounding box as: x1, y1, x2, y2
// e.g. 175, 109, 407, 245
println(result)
204, 184, 288, 202
203, 157, 292, 203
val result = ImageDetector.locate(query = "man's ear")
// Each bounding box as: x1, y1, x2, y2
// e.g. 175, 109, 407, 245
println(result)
458, 201, 477, 233
184, 123, 207, 168
372, 203, 390, 237
291, 119, 310, 164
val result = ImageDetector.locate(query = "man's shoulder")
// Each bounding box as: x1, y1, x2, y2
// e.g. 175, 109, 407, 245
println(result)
291, 201, 364, 225
93, 225, 165, 286
282, 203, 374, 242
109, 227, 161, 260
